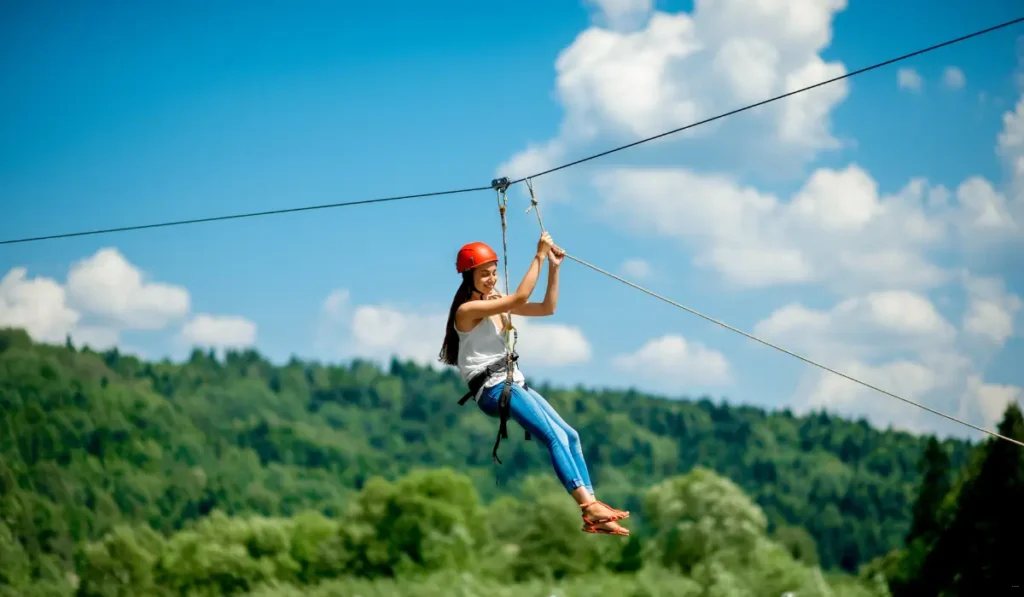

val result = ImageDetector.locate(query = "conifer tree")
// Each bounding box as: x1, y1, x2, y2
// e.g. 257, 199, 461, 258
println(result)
917, 403, 1024, 595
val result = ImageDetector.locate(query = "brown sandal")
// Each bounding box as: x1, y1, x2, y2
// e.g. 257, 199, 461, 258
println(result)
582, 520, 630, 536
596, 500, 629, 520
579, 500, 629, 525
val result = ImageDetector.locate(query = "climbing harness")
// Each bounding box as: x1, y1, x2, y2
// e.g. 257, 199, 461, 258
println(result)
454, 177, 532, 467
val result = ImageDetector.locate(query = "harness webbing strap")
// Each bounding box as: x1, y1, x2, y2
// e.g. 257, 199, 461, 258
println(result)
456, 354, 532, 464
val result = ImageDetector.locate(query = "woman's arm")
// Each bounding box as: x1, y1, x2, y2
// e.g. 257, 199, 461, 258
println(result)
456, 235, 552, 322
512, 246, 562, 317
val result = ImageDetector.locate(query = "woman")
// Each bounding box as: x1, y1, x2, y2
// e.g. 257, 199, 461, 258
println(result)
439, 232, 629, 536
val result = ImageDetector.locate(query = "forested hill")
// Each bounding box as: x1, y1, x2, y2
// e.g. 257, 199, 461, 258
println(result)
0, 326, 973, 586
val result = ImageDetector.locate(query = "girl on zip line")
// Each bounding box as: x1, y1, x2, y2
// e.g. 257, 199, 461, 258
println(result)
439, 232, 629, 536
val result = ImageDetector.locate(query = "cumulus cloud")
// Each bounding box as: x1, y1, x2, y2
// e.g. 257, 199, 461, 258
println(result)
612, 334, 731, 387
897, 68, 923, 92
753, 290, 958, 362
744, 173, 1023, 434
942, 66, 966, 90
997, 96, 1024, 222
515, 319, 593, 367
1, 247, 255, 355
754, 286, 1021, 435
961, 273, 1022, 347
793, 356, 966, 435
499, 0, 850, 182
66, 248, 190, 329
0, 267, 81, 344
0, 266, 122, 350
317, 289, 593, 369
493, 3, 1024, 438
963, 376, 1023, 428
180, 314, 257, 350
594, 164, 960, 292
953, 177, 1017, 236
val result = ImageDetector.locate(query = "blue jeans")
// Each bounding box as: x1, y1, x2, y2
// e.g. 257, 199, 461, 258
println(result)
478, 382, 594, 495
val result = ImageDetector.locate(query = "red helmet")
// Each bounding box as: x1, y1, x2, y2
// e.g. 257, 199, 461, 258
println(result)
456, 242, 498, 274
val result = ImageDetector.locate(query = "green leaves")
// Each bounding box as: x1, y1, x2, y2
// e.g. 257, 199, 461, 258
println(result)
64, 468, 891, 596
1, 326, 993, 597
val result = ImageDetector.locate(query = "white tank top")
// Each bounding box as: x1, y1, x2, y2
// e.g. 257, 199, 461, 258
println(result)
455, 315, 525, 398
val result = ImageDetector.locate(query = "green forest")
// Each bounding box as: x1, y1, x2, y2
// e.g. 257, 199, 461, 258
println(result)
1, 326, 1020, 596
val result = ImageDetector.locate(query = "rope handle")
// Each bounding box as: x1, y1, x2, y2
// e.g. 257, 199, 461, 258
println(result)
492, 178, 517, 355
525, 178, 546, 233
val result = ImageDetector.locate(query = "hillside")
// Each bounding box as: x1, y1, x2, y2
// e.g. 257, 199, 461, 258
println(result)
0, 326, 976, 593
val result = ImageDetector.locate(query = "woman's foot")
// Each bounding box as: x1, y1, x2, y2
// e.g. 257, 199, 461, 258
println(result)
580, 501, 629, 535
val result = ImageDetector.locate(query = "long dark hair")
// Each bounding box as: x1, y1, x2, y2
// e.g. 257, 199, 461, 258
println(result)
439, 270, 476, 366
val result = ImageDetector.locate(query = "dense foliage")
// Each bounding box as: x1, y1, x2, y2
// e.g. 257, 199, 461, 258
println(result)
2, 326, 1018, 595
863, 403, 1024, 595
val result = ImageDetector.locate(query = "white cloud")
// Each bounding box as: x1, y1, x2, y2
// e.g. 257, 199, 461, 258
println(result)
66, 248, 190, 330
493, 10, 1024, 439
997, 97, 1024, 220
897, 68, 923, 92
620, 258, 653, 279
499, 0, 850, 181
515, 319, 593, 367
595, 164, 955, 292
962, 273, 1022, 347
962, 376, 1023, 428
612, 334, 731, 386
317, 290, 592, 369
998, 97, 1024, 157
754, 286, 1022, 436
942, 66, 966, 90
2, 248, 255, 356
180, 314, 257, 350
794, 357, 959, 434
0, 267, 80, 344
351, 304, 447, 367
953, 177, 1017, 235
753, 291, 957, 363
0, 267, 124, 351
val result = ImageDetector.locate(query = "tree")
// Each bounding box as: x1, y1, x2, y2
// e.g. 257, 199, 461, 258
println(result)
643, 467, 768, 574
916, 403, 1024, 595
905, 436, 952, 545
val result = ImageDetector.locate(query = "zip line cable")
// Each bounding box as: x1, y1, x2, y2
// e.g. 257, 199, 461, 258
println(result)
2, 16, 1022, 247
0, 187, 491, 246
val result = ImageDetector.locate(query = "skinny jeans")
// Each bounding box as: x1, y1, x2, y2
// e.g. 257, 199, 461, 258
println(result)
477, 382, 593, 494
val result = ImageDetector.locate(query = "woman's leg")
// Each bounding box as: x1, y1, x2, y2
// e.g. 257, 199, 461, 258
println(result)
478, 383, 628, 534
477, 383, 586, 494
523, 386, 594, 495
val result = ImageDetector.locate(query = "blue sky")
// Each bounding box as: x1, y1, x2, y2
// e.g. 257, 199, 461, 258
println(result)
2, 0, 1023, 441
